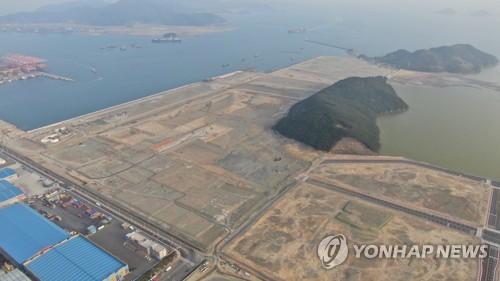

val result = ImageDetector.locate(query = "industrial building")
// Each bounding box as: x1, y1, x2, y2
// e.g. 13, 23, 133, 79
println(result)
0, 268, 31, 281
0, 181, 25, 208
0, 168, 17, 182
0, 203, 129, 280
0, 204, 71, 266
126, 231, 168, 260
25, 235, 129, 281
0, 54, 47, 73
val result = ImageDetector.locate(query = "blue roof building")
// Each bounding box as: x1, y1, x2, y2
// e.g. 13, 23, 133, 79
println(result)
0, 204, 70, 265
0, 168, 16, 181
0, 180, 24, 207
25, 235, 129, 281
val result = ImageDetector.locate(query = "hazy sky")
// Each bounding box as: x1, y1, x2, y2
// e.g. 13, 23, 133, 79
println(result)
0, 0, 499, 16
0, 0, 117, 15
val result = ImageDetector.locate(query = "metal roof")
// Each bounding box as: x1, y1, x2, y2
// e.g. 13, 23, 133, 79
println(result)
0, 168, 16, 180
0, 204, 70, 264
26, 236, 127, 281
0, 181, 23, 203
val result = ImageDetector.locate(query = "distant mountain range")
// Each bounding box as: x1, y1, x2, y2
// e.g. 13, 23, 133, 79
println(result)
0, 0, 225, 26
35, 0, 109, 13
366, 44, 498, 74
436, 7, 494, 17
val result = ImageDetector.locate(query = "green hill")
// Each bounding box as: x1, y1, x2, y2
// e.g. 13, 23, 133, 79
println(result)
371, 44, 498, 74
273, 76, 408, 152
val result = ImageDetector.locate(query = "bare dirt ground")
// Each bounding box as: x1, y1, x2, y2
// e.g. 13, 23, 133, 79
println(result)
3, 57, 390, 252
330, 137, 376, 156
1, 56, 493, 280
198, 270, 245, 281
310, 161, 490, 227
389, 68, 500, 92
224, 182, 480, 281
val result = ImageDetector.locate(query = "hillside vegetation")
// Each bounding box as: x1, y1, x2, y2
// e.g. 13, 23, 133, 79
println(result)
370, 44, 498, 74
0, 0, 225, 26
273, 76, 408, 152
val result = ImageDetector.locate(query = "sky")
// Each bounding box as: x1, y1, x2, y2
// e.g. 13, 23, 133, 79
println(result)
0, 0, 117, 15
0, 0, 499, 16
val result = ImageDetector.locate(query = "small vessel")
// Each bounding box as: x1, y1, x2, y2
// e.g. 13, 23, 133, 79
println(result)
120, 46, 127, 51
90, 68, 97, 73
222, 63, 230, 67
254, 53, 260, 58
288, 27, 306, 33
152, 32, 182, 43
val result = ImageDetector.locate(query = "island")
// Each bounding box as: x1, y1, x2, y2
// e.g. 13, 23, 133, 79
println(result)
273, 76, 408, 152
364, 44, 498, 74
0, 0, 226, 36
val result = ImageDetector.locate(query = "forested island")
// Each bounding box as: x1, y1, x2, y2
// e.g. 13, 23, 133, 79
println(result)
273, 76, 408, 152
365, 44, 498, 74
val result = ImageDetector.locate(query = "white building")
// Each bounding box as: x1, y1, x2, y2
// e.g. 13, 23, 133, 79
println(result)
126, 231, 168, 259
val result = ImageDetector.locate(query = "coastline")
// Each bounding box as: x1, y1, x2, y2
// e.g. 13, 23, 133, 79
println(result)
0, 23, 236, 37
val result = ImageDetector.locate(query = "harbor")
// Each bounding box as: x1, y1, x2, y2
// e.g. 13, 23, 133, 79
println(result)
0, 53, 74, 85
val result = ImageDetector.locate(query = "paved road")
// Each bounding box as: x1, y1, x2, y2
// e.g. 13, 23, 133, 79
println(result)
217, 180, 300, 281
0, 152, 15, 169
480, 245, 499, 281
322, 159, 500, 280
159, 258, 193, 281
487, 189, 499, 230
483, 230, 500, 248
0, 144, 202, 280
305, 178, 478, 235
322, 159, 491, 183
221, 180, 299, 250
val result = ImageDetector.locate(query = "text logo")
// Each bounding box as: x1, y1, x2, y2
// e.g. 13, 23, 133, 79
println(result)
317, 234, 349, 269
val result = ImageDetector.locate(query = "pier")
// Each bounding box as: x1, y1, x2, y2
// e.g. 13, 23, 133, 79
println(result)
305, 39, 357, 56
37, 72, 74, 82
0, 71, 74, 85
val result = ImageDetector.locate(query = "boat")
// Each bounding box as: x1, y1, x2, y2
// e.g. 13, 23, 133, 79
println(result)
152, 32, 182, 43
90, 68, 97, 73
288, 27, 306, 33
222, 63, 230, 67
152, 38, 182, 43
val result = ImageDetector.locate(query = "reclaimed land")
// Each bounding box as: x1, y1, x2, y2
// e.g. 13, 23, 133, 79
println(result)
0, 56, 389, 253
0, 56, 494, 281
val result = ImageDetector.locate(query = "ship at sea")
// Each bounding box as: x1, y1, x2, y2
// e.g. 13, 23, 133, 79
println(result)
152, 33, 182, 43
288, 27, 306, 34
